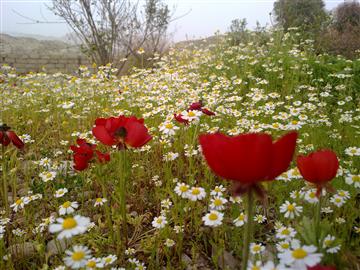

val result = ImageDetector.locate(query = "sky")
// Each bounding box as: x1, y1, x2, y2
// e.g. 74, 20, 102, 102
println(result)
0, 0, 344, 42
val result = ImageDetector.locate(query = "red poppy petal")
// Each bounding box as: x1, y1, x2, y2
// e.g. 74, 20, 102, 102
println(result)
199, 133, 272, 184
124, 120, 152, 148
267, 131, 297, 180
312, 150, 339, 182
95, 118, 107, 125
95, 150, 110, 163
7, 131, 24, 149
297, 155, 318, 183
92, 126, 116, 146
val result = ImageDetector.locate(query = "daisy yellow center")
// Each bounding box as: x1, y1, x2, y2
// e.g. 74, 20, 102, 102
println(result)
15, 199, 23, 205
192, 188, 200, 195
350, 149, 357, 153
208, 213, 218, 221
338, 191, 345, 196
214, 199, 222, 206
214, 187, 221, 192
156, 218, 163, 224
287, 204, 295, 211
273, 123, 279, 128
352, 175, 360, 182
309, 192, 316, 198
62, 217, 77, 229
238, 214, 245, 220
62, 201, 71, 208
281, 243, 290, 249
291, 120, 298, 125
96, 198, 102, 203
179, 185, 188, 192
335, 198, 341, 203
105, 257, 112, 263
281, 229, 290, 235
87, 261, 96, 267
188, 111, 196, 117
292, 248, 307, 259
293, 169, 300, 176
253, 245, 261, 252
324, 239, 332, 246
46, 172, 53, 178
165, 123, 173, 129
71, 251, 85, 261
251, 267, 260, 270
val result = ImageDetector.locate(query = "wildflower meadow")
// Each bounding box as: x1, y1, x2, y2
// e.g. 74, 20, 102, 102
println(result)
1, 30, 359, 270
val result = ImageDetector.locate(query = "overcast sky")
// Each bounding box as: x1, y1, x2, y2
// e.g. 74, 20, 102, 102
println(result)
0, 0, 343, 41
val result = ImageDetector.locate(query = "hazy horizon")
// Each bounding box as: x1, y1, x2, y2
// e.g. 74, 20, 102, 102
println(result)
1, 0, 343, 42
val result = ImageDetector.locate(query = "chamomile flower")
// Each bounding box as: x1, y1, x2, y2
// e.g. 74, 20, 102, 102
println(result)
345, 147, 360, 156
233, 213, 247, 227
181, 110, 202, 122
276, 240, 291, 253
276, 226, 297, 239
279, 201, 303, 219
210, 185, 226, 196
202, 210, 224, 227
49, 215, 90, 239
174, 182, 190, 198
254, 214, 267, 224
209, 196, 228, 210
165, 238, 175, 247
250, 242, 265, 255
94, 198, 107, 207
304, 190, 319, 204
55, 188, 68, 198
39, 171, 57, 182
187, 186, 206, 201
278, 241, 322, 270
345, 174, 360, 188
85, 257, 103, 269
152, 216, 167, 229
10, 198, 25, 212
159, 122, 179, 136
64, 245, 91, 269
330, 195, 345, 207
323, 235, 340, 254
59, 201, 79, 215
102, 254, 117, 266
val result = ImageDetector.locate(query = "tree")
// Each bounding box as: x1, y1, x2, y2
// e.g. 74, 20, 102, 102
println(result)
51, 0, 170, 71
272, 0, 328, 34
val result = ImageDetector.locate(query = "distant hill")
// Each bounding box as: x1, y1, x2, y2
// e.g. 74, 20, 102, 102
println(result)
0, 33, 83, 57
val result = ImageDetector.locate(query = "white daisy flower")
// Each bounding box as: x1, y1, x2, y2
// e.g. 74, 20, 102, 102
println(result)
233, 212, 247, 227
254, 214, 267, 224
39, 171, 57, 182
330, 195, 345, 207
49, 215, 90, 239
278, 241, 322, 270
250, 242, 265, 255
210, 185, 226, 196
55, 188, 68, 198
345, 147, 360, 156
181, 109, 202, 122
209, 196, 228, 210
102, 254, 117, 266
345, 174, 360, 188
64, 245, 91, 269
187, 187, 206, 201
304, 190, 319, 204
159, 122, 179, 136
276, 226, 297, 239
94, 198, 107, 207
174, 182, 190, 198
59, 201, 79, 215
202, 210, 223, 227
152, 216, 167, 229
279, 201, 303, 219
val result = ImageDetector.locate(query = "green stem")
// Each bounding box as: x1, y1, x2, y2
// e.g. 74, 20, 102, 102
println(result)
2, 145, 9, 215
241, 190, 254, 270
119, 150, 128, 251
315, 193, 322, 246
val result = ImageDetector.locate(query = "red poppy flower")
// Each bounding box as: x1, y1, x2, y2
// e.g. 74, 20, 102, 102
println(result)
70, 138, 110, 171
188, 100, 215, 116
199, 131, 297, 187
0, 124, 24, 149
308, 264, 336, 270
174, 113, 189, 125
297, 149, 339, 187
92, 115, 152, 149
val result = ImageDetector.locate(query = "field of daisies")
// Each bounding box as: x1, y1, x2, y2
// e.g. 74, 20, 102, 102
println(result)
0, 30, 359, 270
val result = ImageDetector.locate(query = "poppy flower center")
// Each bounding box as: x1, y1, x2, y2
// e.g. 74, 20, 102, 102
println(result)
62, 217, 77, 229
0, 124, 11, 132
114, 127, 127, 138
292, 248, 307, 259
71, 251, 85, 261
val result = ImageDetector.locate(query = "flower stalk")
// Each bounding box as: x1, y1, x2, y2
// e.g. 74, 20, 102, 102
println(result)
241, 189, 254, 270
